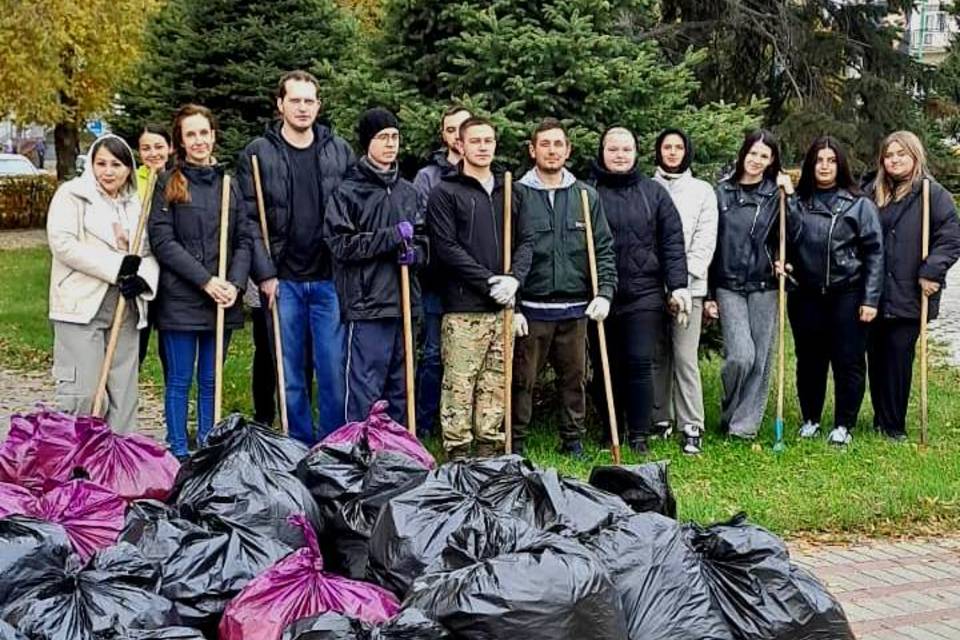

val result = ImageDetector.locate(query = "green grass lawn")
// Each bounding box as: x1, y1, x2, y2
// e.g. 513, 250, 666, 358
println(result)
2, 246, 958, 537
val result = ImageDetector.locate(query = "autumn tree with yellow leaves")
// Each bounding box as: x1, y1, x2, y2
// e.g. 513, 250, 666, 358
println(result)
0, 0, 160, 178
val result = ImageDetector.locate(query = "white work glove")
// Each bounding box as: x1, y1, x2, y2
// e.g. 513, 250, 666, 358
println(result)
670, 288, 692, 328
585, 296, 611, 322
488, 275, 520, 306
513, 312, 529, 337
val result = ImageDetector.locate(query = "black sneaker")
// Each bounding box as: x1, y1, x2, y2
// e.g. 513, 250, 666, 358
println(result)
628, 436, 649, 455
511, 439, 525, 457
559, 439, 586, 460
681, 424, 702, 455
652, 421, 673, 439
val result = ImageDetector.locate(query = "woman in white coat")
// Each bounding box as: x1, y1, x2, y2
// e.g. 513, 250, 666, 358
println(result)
46, 133, 159, 431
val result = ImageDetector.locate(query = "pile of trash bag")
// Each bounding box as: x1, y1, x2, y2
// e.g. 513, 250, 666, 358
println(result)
589, 461, 677, 518
282, 609, 450, 640
0, 516, 71, 605
320, 401, 435, 470
219, 515, 399, 640
0, 411, 178, 501
0, 542, 181, 639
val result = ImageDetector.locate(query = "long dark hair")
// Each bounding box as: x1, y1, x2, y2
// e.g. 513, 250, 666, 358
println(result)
731, 129, 782, 183
796, 136, 859, 200
165, 104, 218, 204
90, 136, 137, 193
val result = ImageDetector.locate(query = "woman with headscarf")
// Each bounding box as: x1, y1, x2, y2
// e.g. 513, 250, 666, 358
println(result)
650, 128, 718, 454
589, 125, 688, 454
46, 134, 160, 430
866, 131, 960, 440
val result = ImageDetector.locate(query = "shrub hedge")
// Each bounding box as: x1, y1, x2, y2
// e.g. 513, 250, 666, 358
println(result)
0, 175, 57, 229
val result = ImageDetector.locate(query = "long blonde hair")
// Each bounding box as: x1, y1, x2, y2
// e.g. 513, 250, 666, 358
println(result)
872, 130, 929, 208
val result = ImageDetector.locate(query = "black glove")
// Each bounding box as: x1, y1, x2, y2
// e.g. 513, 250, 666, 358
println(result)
118, 254, 142, 279
118, 275, 150, 300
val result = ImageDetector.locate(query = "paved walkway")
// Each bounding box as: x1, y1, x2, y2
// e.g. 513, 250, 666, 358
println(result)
794, 537, 960, 639
929, 266, 960, 366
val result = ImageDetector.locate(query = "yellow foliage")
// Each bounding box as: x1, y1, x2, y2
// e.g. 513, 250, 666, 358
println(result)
0, 0, 161, 125
337, 0, 383, 31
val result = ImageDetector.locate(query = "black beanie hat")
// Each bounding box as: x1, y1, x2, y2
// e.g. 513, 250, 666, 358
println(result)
357, 107, 399, 153
654, 128, 693, 173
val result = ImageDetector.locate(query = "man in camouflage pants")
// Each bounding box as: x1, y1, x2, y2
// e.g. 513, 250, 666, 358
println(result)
427, 117, 534, 459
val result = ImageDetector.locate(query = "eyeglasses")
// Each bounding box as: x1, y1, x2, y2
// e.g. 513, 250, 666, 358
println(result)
373, 132, 401, 143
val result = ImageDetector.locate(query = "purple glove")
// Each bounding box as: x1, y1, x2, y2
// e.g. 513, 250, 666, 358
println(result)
398, 245, 417, 266
396, 220, 414, 243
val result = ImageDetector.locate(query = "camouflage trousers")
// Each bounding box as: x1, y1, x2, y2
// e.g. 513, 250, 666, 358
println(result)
439, 312, 507, 451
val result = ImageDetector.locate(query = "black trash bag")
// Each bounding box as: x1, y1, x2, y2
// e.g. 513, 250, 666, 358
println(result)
588, 461, 677, 518
685, 514, 854, 640
0, 515, 71, 606
93, 626, 206, 639
581, 513, 732, 640
405, 530, 627, 640
170, 415, 322, 554
0, 542, 181, 640
296, 443, 428, 578
0, 620, 25, 640
119, 501, 291, 630
477, 464, 631, 534
281, 609, 449, 640
429, 455, 531, 494
367, 478, 540, 596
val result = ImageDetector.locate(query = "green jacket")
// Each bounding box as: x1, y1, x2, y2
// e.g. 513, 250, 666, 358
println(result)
516, 169, 616, 301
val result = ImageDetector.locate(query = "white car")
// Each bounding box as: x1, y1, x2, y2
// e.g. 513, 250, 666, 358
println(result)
0, 153, 41, 177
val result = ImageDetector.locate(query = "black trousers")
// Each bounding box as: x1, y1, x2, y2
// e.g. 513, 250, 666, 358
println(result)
589, 308, 665, 440
787, 288, 868, 429
867, 318, 920, 436
251, 305, 277, 425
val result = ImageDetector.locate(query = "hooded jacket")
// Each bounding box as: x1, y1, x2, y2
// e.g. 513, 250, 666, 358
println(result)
866, 178, 960, 320
323, 158, 427, 322
235, 120, 355, 282
515, 168, 616, 306
148, 164, 253, 331
427, 165, 535, 313
709, 177, 797, 297
591, 159, 687, 314
786, 188, 884, 306
414, 148, 458, 295
47, 134, 160, 329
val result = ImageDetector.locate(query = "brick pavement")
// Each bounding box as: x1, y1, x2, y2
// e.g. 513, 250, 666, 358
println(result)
794, 537, 960, 639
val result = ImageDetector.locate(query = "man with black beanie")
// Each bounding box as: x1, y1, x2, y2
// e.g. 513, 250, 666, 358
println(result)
323, 108, 427, 424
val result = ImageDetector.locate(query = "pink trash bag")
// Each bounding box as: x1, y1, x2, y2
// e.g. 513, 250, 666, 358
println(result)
56, 426, 180, 501
0, 482, 35, 517
321, 401, 435, 469
0, 410, 102, 492
33, 478, 126, 561
219, 514, 400, 640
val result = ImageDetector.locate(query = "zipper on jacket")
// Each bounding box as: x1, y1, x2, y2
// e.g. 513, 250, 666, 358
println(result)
489, 191, 500, 267
824, 212, 839, 293
748, 201, 762, 236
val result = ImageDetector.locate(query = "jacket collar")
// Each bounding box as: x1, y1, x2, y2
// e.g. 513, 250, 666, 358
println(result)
442, 164, 504, 191
720, 177, 777, 198
265, 119, 334, 151
591, 160, 641, 188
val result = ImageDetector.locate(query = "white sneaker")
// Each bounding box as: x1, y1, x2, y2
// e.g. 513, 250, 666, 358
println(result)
827, 426, 852, 446
681, 424, 702, 455
799, 421, 820, 439
652, 421, 673, 439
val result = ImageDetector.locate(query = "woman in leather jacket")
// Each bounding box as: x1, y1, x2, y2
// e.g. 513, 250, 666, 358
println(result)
785, 136, 883, 446
866, 131, 960, 440
706, 129, 794, 439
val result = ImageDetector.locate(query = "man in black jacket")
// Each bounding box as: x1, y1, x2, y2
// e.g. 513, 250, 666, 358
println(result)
236, 70, 355, 445
427, 117, 534, 459
323, 108, 427, 425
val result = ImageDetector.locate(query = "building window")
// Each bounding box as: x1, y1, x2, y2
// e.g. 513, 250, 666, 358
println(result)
925, 33, 934, 45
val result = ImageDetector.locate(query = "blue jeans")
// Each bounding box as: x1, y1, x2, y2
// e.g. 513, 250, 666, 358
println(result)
277, 279, 346, 445
160, 330, 231, 457
415, 291, 443, 434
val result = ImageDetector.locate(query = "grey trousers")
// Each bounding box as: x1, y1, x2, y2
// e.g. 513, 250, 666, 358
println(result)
716, 288, 777, 437
652, 297, 706, 428
52, 288, 140, 432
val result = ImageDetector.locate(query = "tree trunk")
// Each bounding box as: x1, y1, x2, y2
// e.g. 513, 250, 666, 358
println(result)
54, 121, 80, 181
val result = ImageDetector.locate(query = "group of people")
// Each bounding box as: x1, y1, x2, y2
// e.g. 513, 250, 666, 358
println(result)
44, 69, 960, 462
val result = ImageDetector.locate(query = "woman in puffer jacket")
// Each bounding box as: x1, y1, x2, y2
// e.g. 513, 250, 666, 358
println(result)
784, 136, 883, 447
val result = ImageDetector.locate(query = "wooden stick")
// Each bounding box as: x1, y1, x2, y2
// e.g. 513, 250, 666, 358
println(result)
92, 170, 157, 417
251, 156, 289, 435
920, 178, 931, 446
502, 172, 514, 455
213, 175, 231, 425
580, 189, 621, 464
774, 188, 787, 452
400, 263, 416, 435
